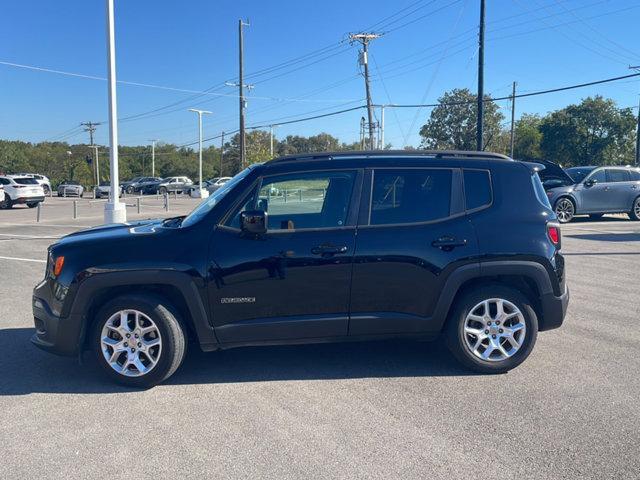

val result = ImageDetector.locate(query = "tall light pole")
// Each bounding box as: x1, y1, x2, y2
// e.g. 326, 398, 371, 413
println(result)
509, 82, 517, 158
93, 145, 100, 184
188, 109, 211, 198
149, 139, 158, 177
104, 0, 126, 223
220, 131, 225, 176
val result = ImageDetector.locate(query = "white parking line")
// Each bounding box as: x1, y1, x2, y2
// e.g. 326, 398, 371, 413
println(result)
0, 233, 61, 239
0, 255, 46, 263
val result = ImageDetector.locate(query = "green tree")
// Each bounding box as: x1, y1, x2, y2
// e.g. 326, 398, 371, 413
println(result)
419, 88, 505, 151
513, 114, 543, 160
539, 96, 636, 166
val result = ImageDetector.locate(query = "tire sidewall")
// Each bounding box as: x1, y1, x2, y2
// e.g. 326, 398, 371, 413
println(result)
91, 294, 186, 388
446, 285, 539, 374
630, 196, 640, 221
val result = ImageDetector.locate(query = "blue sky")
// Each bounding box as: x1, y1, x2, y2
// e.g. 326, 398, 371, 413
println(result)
1, 0, 639, 149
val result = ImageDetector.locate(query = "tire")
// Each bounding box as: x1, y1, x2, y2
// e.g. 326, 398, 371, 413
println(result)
554, 197, 575, 223
589, 214, 603, 220
43, 185, 50, 194
445, 284, 539, 374
629, 196, 640, 221
80, 192, 84, 198
159, 187, 168, 195
0, 196, 13, 209
91, 294, 187, 388
27, 202, 38, 208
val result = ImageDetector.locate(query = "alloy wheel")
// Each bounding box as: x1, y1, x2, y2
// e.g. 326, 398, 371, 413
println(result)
555, 198, 574, 223
463, 298, 527, 362
634, 198, 640, 219
100, 309, 162, 377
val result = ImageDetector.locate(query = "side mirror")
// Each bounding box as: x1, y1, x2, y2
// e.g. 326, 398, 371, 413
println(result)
241, 210, 267, 235
584, 179, 596, 187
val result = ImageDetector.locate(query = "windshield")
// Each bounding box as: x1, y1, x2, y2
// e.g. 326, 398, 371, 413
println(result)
181, 167, 255, 228
565, 167, 595, 183
14, 177, 39, 185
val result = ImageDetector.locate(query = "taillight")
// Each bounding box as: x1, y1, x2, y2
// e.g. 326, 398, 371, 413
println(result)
53, 256, 65, 276
547, 224, 560, 246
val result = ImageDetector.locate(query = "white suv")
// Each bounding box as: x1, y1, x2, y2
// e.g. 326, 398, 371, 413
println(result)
15, 173, 52, 195
0, 175, 45, 209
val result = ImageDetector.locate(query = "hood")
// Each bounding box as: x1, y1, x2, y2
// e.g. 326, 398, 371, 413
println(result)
519, 158, 575, 190
56, 218, 163, 247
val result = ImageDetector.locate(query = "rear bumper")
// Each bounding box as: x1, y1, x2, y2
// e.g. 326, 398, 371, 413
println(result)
15, 196, 45, 204
539, 285, 570, 331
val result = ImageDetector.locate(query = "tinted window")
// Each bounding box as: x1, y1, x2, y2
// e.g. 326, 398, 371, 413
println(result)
630, 170, 640, 181
586, 169, 606, 183
370, 169, 452, 225
463, 170, 491, 210
533, 173, 552, 208
226, 171, 356, 230
607, 169, 630, 183
566, 167, 595, 183
0, 178, 9, 185
14, 177, 39, 185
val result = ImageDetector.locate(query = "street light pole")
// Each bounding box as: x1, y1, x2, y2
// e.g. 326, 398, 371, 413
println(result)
188, 109, 211, 198
104, 0, 126, 223
93, 145, 100, 183
149, 139, 158, 177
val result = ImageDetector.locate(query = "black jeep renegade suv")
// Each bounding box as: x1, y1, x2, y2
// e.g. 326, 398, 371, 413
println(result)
32, 151, 569, 387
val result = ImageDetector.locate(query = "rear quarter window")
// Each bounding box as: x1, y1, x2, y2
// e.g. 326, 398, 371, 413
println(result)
463, 170, 492, 210
532, 173, 552, 208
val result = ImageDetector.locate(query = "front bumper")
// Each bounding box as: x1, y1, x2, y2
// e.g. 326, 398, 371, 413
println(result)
31, 281, 82, 356
539, 285, 570, 331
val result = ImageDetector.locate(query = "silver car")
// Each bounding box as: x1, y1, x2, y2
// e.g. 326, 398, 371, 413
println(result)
95, 181, 123, 199
546, 166, 640, 223
57, 181, 84, 197
156, 176, 193, 194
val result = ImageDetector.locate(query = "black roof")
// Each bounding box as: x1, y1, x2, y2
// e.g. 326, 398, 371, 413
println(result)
267, 149, 511, 164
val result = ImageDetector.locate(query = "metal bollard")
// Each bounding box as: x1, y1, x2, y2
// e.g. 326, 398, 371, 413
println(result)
73, 200, 78, 219
299, 189, 303, 201
163, 193, 169, 211
136, 197, 141, 214
284, 188, 287, 203
36, 202, 41, 222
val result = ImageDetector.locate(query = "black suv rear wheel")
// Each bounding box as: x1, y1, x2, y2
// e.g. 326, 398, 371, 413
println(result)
446, 285, 538, 374
91, 294, 187, 388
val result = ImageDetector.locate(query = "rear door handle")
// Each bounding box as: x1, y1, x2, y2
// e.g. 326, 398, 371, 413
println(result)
432, 236, 467, 251
311, 244, 348, 256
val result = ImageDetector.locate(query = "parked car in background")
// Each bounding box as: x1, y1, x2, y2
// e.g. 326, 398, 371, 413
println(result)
57, 180, 84, 197
156, 176, 193, 194
207, 176, 232, 193
545, 165, 640, 223
0, 175, 45, 209
16, 173, 52, 194
188, 179, 213, 195
31, 150, 569, 387
120, 177, 145, 194
132, 177, 162, 194
95, 181, 123, 199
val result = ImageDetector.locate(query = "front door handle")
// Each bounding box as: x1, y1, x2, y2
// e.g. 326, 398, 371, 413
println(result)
311, 244, 348, 256
432, 236, 467, 251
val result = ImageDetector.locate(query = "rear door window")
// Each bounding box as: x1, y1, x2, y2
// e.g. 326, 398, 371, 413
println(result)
370, 169, 452, 225
607, 169, 630, 183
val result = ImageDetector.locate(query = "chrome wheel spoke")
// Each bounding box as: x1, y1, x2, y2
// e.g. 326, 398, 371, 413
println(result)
101, 309, 162, 377
464, 298, 526, 363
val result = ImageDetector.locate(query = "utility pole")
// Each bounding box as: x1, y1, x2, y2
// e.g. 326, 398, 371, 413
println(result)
149, 139, 158, 177
220, 131, 225, 176
379, 105, 385, 150
81, 121, 102, 185
188, 108, 212, 198
630, 66, 640, 166
225, 20, 251, 170
509, 82, 517, 158
477, 0, 486, 151
104, 0, 125, 223
269, 125, 279, 157
93, 145, 100, 184
350, 33, 380, 150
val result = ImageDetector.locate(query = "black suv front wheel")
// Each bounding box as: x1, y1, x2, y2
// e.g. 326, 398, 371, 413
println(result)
91, 294, 187, 388
446, 285, 538, 374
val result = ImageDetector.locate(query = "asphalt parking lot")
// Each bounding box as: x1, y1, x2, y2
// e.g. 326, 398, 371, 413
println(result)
1, 198, 638, 479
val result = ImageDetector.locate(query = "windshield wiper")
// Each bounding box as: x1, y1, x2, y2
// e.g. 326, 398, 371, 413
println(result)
162, 215, 185, 227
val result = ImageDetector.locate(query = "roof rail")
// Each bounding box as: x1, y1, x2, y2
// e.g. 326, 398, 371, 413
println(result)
266, 149, 511, 164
